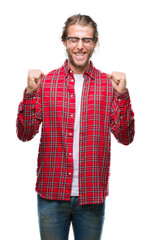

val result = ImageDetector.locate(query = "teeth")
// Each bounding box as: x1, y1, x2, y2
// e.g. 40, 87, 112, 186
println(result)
75, 53, 85, 56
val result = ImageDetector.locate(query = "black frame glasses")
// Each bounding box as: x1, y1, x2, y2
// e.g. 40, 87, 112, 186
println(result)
65, 37, 96, 45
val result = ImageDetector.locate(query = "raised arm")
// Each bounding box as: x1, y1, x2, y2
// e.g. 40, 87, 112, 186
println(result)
109, 72, 135, 145
16, 70, 44, 141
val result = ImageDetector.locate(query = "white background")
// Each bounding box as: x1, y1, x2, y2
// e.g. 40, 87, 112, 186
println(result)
0, 0, 151, 239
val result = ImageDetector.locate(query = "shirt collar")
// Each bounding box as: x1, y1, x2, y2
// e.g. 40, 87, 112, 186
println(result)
62, 59, 95, 80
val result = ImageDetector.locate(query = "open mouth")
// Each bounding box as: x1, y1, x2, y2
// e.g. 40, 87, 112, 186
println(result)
74, 52, 86, 56
73, 52, 87, 61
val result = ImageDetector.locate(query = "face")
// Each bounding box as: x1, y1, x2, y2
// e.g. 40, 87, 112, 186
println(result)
63, 24, 97, 74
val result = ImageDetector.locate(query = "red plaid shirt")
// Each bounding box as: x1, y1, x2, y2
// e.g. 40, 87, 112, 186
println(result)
17, 60, 135, 205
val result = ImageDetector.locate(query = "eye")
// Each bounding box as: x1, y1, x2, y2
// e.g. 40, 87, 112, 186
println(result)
83, 38, 91, 43
70, 37, 78, 43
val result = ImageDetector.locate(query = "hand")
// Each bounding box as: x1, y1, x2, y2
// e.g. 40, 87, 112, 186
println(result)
109, 72, 127, 94
26, 69, 44, 93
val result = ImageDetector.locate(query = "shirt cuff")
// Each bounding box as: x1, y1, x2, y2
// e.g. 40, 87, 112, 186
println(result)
113, 89, 130, 107
23, 89, 37, 106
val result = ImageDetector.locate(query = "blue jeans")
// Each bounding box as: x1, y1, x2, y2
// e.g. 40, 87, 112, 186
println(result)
37, 194, 105, 240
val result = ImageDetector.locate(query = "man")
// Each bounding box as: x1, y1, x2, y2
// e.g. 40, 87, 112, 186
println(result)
17, 14, 135, 240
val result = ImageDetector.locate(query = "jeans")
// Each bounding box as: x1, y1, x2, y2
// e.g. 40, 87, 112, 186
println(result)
37, 194, 105, 240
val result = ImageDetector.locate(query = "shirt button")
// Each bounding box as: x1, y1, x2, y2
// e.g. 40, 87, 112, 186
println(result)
71, 79, 74, 82
69, 133, 72, 136
69, 172, 72, 175
71, 94, 73, 98
71, 114, 73, 117
69, 153, 72, 156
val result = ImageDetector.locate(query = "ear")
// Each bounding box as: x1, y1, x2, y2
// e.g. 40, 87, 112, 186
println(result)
63, 40, 67, 47
94, 38, 98, 48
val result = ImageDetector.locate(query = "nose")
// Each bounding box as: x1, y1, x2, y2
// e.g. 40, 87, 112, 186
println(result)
76, 39, 84, 49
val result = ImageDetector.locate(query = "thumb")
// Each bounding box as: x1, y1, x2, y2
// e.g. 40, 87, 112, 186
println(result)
109, 73, 119, 84
41, 72, 44, 78
108, 73, 113, 80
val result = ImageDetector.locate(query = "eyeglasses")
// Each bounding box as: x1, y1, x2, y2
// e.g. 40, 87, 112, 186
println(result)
65, 37, 96, 46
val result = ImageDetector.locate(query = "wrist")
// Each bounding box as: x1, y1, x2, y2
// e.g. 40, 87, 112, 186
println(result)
25, 87, 35, 94
115, 88, 127, 94
119, 89, 127, 94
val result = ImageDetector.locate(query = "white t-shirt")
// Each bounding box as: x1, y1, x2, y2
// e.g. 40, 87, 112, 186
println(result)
71, 74, 84, 196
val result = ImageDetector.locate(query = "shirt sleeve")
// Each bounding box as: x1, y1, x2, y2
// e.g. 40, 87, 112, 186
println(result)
110, 89, 135, 145
16, 82, 42, 142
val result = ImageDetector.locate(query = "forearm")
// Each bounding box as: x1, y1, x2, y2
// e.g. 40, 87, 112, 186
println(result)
110, 89, 135, 145
16, 90, 42, 142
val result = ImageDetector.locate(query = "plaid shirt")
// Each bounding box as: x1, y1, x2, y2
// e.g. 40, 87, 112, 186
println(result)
17, 60, 135, 205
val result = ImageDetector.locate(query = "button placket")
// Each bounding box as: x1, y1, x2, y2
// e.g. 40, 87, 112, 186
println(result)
66, 73, 75, 183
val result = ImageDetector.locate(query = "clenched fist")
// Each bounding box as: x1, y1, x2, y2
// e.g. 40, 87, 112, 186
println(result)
26, 69, 44, 93
109, 72, 127, 94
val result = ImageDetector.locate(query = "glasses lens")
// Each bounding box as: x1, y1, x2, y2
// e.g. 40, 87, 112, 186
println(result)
83, 38, 93, 45
68, 37, 78, 44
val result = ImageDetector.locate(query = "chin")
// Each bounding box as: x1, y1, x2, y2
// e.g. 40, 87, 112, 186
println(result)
71, 59, 89, 69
